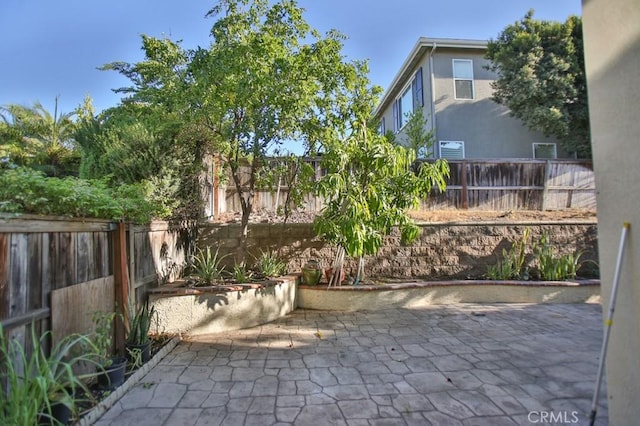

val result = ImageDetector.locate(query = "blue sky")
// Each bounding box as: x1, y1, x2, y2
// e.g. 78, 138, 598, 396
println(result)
0, 1, 581, 116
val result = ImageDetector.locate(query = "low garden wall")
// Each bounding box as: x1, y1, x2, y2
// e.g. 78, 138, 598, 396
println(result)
297, 280, 601, 311
198, 221, 599, 280
148, 276, 297, 335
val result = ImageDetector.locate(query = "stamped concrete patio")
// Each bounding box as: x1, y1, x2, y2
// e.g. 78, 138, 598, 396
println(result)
94, 303, 607, 425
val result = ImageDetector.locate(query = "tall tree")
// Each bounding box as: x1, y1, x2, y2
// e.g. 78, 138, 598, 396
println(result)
199, 0, 361, 260
485, 11, 590, 158
102, 0, 364, 260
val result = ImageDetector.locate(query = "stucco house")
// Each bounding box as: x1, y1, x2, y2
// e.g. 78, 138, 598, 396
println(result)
374, 37, 571, 160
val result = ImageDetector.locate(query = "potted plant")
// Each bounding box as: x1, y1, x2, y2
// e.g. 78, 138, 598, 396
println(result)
91, 311, 127, 390
124, 299, 156, 367
301, 259, 322, 285
0, 322, 100, 425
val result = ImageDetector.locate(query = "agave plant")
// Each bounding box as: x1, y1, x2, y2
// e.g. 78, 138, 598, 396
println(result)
231, 262, 253, 283
125, 299, 156, 346
254, 250, 287, 278
192, 246, 229, 286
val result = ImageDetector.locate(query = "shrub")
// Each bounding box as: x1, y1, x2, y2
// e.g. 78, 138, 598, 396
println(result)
0, 167, 167, 223
486, 228, 530, 280
532, 233, 583, 280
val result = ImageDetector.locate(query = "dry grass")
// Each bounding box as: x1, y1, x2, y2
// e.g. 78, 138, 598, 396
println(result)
408, 209, 597, 223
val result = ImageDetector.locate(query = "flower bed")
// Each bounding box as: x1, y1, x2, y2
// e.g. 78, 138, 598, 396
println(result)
298, 279, 601, 311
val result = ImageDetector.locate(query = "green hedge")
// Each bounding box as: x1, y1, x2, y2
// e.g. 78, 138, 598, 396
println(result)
0, 167, 167, 223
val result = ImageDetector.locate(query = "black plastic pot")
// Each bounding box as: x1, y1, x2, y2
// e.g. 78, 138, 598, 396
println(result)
38, 401, 71, 425
97, 356, 127, 390
125, 340, 152, 365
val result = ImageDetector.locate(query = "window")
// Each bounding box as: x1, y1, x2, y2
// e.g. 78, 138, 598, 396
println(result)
439, 141, 465, 159
393, 67, 424, 131
453, 59, 474, 100
378, 117, 386, 135
533, 143, 557, 159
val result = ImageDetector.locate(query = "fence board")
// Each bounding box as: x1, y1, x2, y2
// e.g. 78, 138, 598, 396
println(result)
76, 232, 91, 284
26, 234, 42, 313
51, 276, 115, 345
0, 234, 8, 320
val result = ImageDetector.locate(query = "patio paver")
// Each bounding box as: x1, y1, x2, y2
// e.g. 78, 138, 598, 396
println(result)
93, 303, 608, 425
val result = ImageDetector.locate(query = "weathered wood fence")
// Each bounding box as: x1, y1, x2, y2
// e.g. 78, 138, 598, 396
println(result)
0, 215, 194, 358
423, 160, 596, 211
218, 159, 595, 215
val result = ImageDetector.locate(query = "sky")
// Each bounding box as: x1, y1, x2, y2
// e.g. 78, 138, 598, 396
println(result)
0, 0, 582, 116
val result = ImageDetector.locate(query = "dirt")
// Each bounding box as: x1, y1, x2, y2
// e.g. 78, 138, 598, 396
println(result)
216, 209, 597, 224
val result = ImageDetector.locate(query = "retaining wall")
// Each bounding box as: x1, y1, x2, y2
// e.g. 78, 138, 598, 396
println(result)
198, 221, 599, 280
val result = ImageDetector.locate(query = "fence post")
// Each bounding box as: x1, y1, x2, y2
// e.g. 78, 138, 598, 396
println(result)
113, 222, 129, 355
541, 160, 551, 210
461, 161, 468, 210
214, 154, 220, 221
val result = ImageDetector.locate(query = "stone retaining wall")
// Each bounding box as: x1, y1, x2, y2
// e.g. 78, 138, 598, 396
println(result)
198, 221, 598, 280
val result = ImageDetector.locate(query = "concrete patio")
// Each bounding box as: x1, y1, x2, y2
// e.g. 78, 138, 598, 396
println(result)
93, 303, 608, 425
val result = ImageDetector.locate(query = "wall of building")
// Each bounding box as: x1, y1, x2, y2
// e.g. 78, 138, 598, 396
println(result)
431, 50, 562, 159
583, 0, 640, 423
377, 46, 566, 160
198, 222, 598, 280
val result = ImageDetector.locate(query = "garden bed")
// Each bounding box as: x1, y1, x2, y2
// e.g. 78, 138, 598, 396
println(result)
147, 275, 599, 336
148, 275, 298, 336
298, 279, 601, 311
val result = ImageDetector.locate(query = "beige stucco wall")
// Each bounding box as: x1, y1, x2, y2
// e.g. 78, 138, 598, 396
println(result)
298, 282, 600, 311
149, 279, 297, 336
582, 0, 640, 423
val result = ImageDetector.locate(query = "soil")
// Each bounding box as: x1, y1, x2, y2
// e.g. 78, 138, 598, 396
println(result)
215, 209, 597, 224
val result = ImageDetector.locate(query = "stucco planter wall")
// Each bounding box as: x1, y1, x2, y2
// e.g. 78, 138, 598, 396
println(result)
298, 280, 601, 311
148, 276, 297, 335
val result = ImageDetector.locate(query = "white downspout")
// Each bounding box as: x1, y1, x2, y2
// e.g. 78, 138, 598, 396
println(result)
429, 42, 437, 158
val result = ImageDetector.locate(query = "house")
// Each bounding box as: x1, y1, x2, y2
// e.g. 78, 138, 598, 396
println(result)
373, 37, 570, 160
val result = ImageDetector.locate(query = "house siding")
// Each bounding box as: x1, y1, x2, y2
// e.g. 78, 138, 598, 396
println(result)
376, 39, 570, 159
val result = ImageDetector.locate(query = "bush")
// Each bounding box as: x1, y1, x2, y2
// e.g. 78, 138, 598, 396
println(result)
0, 167, 167, 223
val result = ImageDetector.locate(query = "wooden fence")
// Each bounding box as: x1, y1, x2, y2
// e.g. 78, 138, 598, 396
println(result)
219, 158, 596, 214
0, 215, 194, 359
423, 160, 596, 211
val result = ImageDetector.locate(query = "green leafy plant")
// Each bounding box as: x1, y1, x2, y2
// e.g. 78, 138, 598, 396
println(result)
532, 232, 583, 280
486, 228, 531, 280
91, 311, 119, 365
192, 246, 229, 286
255, 250, 287, 278
231, 262, 253, 283
125, 300, 156, 346
0, 323, 101, 425
0, 167, 165, 222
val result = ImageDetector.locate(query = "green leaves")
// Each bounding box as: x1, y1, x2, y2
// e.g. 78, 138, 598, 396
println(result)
0, 167, 165, 223
486, 10, 590, 158
315, 112, 450, 258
